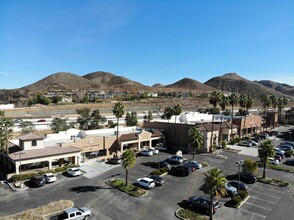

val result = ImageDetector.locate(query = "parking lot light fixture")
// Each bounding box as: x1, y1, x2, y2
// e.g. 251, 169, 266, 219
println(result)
236, 160, 243, 193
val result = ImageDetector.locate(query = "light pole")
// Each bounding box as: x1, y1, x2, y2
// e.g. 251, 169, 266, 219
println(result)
236, 160, 243, 193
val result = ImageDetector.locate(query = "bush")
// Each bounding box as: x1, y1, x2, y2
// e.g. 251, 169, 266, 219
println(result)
231, 195, 242, 206
159, 167, 169, 174
238, 190, 248, 200
285, 150, 293, 157
150, 169, 161, 175
12, 173, 35, 182
202, 161, 209, 167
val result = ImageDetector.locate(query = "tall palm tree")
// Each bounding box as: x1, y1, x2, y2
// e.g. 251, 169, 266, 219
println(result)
239, 94, 248, 137
244, 95, 253, 133
203, 168, 227, 220
219, 94, 229, 142
259, 94, 271, 131
121, 149, 136, 186
209, 91, 222, 147
258, 140, 275, 178
113, 102, 125, 157
229, 93, 239, 140
188, 127, 204, 160
173, 104, 182, 146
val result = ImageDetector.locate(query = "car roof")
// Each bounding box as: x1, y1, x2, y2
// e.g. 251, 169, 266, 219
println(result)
139, 177, 154, 182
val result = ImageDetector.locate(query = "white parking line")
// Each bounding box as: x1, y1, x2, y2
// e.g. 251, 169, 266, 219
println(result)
249, 195, 277, 205
237, 207, 267, 219
244, 201, 273, 211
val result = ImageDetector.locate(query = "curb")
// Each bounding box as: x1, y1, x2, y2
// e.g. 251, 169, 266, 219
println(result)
105, 179, 148, 197
175, 208, 186, 220
6, 181, 28, 191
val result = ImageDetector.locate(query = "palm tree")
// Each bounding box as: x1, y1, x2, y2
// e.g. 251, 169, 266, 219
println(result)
259, 94, 271, 130
121, 149, 136, 186
173, 104, 182, 146
188, 127, 204, 160
203, 168, 227, 220
113, 102, 125, 156
258, 140, 275, 178
219, 94, 229, 142
244, 95, 253, 134
209, 91, 222, 147
229, 93, 239, 140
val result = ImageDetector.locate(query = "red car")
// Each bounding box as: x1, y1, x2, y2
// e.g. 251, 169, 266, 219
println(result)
37, 119, 46, 122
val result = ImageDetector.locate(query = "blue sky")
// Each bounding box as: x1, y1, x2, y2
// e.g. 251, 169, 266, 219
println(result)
1, 0, 294, 89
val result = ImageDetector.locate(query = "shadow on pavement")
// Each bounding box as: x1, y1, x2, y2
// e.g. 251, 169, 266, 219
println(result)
70, 185, 114, 193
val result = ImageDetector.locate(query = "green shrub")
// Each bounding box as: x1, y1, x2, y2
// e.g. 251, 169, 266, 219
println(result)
202, 161, 209, 167
285, 150, 293, 157
231, 195, 242, 206
11, 173, 35, 182
150, 169, 161, 175
238, 190, 248, 200
159, 167, 169, 174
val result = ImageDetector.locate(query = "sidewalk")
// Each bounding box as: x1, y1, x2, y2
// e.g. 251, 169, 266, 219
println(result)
79, 160, 120, 179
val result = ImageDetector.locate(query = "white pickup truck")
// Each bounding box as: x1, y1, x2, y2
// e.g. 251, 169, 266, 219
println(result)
56, 207, 91, 220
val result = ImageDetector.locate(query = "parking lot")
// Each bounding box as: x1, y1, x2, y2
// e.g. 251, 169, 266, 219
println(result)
1, 136, 294, 219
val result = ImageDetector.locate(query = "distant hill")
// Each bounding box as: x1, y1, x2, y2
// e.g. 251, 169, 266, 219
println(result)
255, 80, 294, 97
204, 73, 287, 97
165, 78, 215, 93
83, 71, 150, 91
21, 72, 95, 91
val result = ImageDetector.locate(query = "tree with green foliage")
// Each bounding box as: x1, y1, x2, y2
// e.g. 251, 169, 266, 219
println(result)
19, 121, 36, 134
121, 149, 136, 186
209, 91, 222, 147
161, 106, 173, 122
76, 108, 92, 130
107, 120, 116, 128
76, 108, 106, 130
50, 118, 69, 133
219, 94, 229, 142
113, 102, 125, 156
260, 94, 271, 130
258, 140, 275, 178
172, 104, 182, 146
203, 168, 227, 220
125, 111, 138, 126
229, 93, 239, 139
188, 127, 204, 160
0, 111, 13, 165
242, 158, 258, 174
143, 111, 153, 123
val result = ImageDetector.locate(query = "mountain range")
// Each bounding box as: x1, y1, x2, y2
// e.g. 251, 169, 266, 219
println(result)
0, 71, 293, 104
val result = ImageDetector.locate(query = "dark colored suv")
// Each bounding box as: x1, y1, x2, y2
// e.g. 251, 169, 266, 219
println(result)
170, 165, 192, 176
30, 175, 46, 187
188, 196, 219, 215
239, 173, 257, 184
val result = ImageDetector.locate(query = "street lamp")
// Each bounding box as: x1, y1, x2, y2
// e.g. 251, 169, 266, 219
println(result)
236, 160, 243, 193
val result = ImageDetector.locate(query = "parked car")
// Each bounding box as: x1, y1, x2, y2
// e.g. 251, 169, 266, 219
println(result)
166, 155, 184, 164
188, 196, 219, 215
184, 160, 202, 169
284, 158, 294, 166
238, 141, 252, 147
57, 207, 91, 220
228, 180, 248, 190
274, 148, 285, 155
148, 175, 165, 186
224, 182, 238, 196
239, 172, 257, 184
278, 145, 293, 151
275, 152, 285, 159
269, 158, 279, 165
274, 154, 283, 162
250, 138, 260, 143
139, 149, 153, 156
37, 119, 46, 122
137, 177, 156, 189
281, 142, 294, 147
67, 167, 82, 177
247, 140, 258, 146
107, 157, 122, 164
170, 165, 192, 176
43, 173, 57, 183
152, 160, 172, 170
30, 175, 46, 187
149, 147, 159, 154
